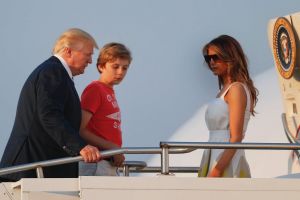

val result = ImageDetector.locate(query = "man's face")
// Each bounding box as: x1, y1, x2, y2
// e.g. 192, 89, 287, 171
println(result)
99, 58, 130, 87
69, 41, 94, 76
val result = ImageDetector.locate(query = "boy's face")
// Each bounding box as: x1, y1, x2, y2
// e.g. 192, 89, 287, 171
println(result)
99, 58, 130, 87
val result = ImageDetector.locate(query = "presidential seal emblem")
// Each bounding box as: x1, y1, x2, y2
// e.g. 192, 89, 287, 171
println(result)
272, 17, 296, 79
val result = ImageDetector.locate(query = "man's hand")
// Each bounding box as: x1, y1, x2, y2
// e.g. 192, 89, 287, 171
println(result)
80, 145, 101, 163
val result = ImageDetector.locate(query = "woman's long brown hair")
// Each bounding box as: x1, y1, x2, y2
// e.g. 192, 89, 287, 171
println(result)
203, 35, 258, 115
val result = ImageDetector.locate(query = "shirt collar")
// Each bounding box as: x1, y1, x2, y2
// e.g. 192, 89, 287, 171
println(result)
54, 54, 73, 80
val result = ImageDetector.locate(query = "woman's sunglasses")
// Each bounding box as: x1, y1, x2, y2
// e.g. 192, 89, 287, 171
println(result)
204, 54, 221, 63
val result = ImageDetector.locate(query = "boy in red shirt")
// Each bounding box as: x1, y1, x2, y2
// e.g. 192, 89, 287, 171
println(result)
79, 43, 132, 176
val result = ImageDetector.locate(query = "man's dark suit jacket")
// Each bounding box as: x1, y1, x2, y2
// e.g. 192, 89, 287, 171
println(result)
0, 56, 86, 181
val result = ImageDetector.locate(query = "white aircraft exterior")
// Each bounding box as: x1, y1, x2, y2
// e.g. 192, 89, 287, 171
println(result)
0, 0, 300, 180
1, 2, 300, 200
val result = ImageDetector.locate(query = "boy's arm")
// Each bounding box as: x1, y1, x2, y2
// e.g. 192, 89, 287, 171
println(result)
80, 109, 120, 150
80, 109, 125, 166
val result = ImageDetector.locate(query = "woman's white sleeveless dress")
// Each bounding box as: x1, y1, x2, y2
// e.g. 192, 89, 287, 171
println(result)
198, 82, 251, 177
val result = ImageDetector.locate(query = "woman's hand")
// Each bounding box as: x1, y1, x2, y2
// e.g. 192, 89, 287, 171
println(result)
207, 167, 222, 177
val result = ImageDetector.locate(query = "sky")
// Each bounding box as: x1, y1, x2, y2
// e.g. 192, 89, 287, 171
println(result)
0, 0, 300, 177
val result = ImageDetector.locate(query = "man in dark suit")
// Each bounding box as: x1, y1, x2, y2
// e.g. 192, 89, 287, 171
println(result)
0, 28, 101, 181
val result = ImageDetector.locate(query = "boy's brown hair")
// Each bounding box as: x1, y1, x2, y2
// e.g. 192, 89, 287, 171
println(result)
97, 42, 132, 73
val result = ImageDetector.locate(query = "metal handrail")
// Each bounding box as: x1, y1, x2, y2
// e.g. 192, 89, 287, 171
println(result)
119, 167, 199, 174
0, 147, 193, 176
1, 142, 300, 177
159, 141, 300, 174
160, 142, 300, 150
121, 161, 147, 176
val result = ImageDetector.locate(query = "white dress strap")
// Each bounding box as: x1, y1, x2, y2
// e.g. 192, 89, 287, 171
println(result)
220, 82, 251, 110
220, 82, 241, 99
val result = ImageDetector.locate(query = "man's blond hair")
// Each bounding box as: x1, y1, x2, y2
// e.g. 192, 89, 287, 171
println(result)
52, 28, 98, 54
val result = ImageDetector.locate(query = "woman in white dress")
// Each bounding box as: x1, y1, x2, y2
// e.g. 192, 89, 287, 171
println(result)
198, 35, 258, 178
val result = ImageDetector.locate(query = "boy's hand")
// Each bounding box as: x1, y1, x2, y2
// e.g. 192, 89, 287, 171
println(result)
112, 154, 125, 167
